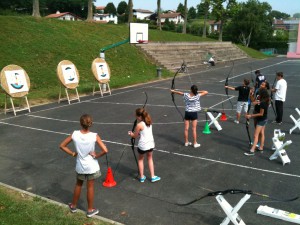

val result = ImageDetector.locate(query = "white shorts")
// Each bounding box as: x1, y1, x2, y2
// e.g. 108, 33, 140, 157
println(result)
236, 101, 248, 114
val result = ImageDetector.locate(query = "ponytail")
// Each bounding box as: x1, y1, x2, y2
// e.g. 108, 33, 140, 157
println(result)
191, 85, 198, 95
135, 108, 152, 126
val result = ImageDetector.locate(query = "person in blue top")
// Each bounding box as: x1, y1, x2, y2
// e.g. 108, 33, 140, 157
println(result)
244, 89, 270, 156
60, 114, 108, 218
171, 85, 208, 148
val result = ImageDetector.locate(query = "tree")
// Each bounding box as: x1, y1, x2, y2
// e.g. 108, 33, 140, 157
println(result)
32, 0, 41, 17
293, 13, 300, 18
211, 0, 238, 41
127, 0, 133, 23
105, 2, 117, 15
86, 0, 93, 21
227, 0, 272, 47
188, 6, 197, 20
157, 0, 161, 30
176, 3, 185, 15
182, 0, 187, 34
269, 10, 290, 19
200, 0, 211, 38
117, 1, 127, 15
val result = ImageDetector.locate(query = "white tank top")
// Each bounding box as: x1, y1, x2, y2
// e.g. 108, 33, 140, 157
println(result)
137, 122, 155, 151
72, 130, 100, 174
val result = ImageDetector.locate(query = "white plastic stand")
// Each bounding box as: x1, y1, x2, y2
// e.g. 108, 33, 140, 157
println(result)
257, 205, 300, 224
216, 194, 251, 225
58, 85, 80, 104
207, 112, 222, 131
5, 94, 31, 116
290, 108, 300, 134
270, 129, 292, 165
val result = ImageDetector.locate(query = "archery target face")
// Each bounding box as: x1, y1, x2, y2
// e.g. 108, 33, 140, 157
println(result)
95, 63, 110, 80
5, 70, 29, 94
62, 64, 78, 84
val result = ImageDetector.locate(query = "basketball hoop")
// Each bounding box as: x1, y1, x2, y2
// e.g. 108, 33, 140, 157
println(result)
138, 40, 148, 44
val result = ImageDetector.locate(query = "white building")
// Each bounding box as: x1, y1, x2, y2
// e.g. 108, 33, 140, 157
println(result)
93, 13, 118, 24
160, 13, 184, 24
45, 11, 82, 21
133, 9, 153, 20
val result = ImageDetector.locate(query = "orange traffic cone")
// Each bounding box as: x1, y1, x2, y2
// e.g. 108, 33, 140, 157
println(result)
103, 167, 117, 188
220, 112, 227, 121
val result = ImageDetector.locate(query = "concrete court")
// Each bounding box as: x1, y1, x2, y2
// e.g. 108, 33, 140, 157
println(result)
0, 57, 300, 225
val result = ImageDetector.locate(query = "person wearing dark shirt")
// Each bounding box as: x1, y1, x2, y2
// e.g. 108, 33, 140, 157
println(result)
244, 89, 270, 156
225, 79, 250, 124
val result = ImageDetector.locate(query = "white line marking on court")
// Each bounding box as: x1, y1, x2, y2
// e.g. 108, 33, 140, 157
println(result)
26, 115, 184, 125
219, 61, 288, 82
1, 121, 299, 179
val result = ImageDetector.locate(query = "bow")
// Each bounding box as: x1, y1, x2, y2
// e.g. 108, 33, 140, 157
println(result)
176, 189, 298, 206
270, 74, 277, 118
246, 118, 252, 146
224, 60, 234, 110
171, 62, 187, 121
130, 92, 148, 174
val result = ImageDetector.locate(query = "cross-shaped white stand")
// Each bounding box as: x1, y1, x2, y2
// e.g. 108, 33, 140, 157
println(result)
207, 112, 222, 131
270, 129, 292, 166
290, 108, 300, 134
216, 194, 251, 225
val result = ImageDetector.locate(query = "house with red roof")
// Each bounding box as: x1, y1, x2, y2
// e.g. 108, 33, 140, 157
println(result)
45, 11, 82, 21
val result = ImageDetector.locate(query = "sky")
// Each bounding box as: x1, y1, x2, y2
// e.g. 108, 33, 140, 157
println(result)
95, 0, 300, 16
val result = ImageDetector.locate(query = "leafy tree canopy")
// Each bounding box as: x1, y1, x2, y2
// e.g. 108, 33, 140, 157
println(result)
117, 1, 127, 15
269, 10, 290, 19
188, 6, 197, 20
104, 2, 117, 15
176, 3, 185, 15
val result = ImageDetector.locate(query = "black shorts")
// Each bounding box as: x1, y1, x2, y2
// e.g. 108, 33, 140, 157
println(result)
184, 111, 198, 121
137, 148, 153, 154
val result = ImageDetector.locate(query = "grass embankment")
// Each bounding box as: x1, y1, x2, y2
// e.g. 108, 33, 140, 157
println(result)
0, 16, 213, 107
0, 185, 110, 225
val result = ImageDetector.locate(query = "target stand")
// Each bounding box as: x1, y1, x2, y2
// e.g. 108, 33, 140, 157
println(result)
0, 65, 31, 116
207, 111, 222, 131
91, 58, 111, 97
216, 194, 251, 225
270, 129, 292, 166
289, 108, 300, 134
57, 60, 80, 104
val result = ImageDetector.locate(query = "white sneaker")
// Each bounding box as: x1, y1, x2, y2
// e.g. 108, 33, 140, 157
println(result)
193, 143, 201, 148
184, 142, 192, 147
234, 120, 239, 124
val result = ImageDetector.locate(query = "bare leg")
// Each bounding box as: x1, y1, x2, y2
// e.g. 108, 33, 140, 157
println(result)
191, 119, 198, 144
138, 153, 145, 178
147, 151, 155, 178
72, 179, 83, 207
259, 126, 266, 150
251, 126, 263, 152
184, 120, 190, 143
87, 179, 95, 211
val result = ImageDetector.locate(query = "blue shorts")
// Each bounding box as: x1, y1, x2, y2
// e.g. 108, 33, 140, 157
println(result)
184, 111, 198, 121
257, 119, 268, 126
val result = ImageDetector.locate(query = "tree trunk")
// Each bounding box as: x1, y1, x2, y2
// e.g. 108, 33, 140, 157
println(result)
128, 0, 133, 23
32, 0, 41, 17
182, 0, 187, 34
218, 20, 223, 41
86, 0, 93, 21
202, 11, 207, 38
157, 0, 161, 31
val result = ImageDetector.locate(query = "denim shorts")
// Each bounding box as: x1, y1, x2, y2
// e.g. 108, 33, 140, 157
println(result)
184, 111, 198, 121
77, 170, 101, 181
257, 119, 268, 126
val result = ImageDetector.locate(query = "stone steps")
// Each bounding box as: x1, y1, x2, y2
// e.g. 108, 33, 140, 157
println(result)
136, 42, 248, 71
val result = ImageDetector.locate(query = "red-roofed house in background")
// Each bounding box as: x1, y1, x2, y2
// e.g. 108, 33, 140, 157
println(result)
133, 9, 153, 20
96, 6, 105, 14
160, 13, 184, 24
45, 11, 82, 21
93, 13, 118, 24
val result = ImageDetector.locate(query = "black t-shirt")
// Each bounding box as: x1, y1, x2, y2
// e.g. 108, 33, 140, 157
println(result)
257, 101, 268, 121
235, 86, 250, 102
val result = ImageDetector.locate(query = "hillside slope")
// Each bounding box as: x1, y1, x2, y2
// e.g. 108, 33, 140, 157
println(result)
0, 16, 212, 104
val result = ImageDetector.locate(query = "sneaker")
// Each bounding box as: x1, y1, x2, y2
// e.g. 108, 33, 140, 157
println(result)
256, 143, 260, 148
234, 120, 239, 124
272, 120, 278, 124
139, 175, 146, 183
184, 142, 192, 147
68, 203, 77, 213
244, 151, 255, 156
193, 143, 201, 148
151, 176, 161, 183
87, 208, 99, 218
